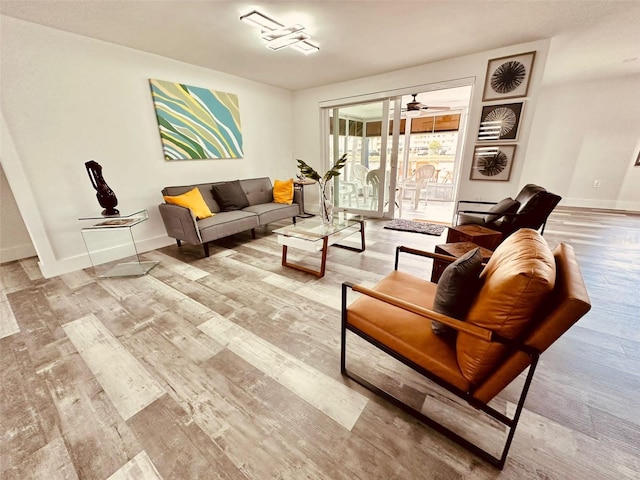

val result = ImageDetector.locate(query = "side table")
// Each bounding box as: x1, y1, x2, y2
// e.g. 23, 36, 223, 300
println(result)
79, 209, 158, 277
431, 241, 493, 283
293, 178, 316, 218
446, 224, 502, 250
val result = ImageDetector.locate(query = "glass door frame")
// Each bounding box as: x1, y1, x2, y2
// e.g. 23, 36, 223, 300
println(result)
322, 97, 402, 219
319, 77, 474, 221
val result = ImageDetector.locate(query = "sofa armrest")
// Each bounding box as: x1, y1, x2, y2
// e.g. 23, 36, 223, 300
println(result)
293, 188, 303, 215
158, 203, 202, 245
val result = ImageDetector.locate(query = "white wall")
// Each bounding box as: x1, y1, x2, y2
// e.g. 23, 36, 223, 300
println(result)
0, 163, 36, 262
522, 75, 640, 210
0, 16, 294, 277
292, 40, 551, 211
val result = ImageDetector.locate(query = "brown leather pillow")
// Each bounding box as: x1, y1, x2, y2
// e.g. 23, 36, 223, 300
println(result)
456, 229, 556, 384
431, 248, 483, 336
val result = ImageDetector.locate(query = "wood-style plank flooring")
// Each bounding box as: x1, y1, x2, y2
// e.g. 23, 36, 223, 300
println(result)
1, 207, 639, 479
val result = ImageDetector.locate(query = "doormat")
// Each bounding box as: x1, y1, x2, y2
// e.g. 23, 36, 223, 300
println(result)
383, 219, 446, 236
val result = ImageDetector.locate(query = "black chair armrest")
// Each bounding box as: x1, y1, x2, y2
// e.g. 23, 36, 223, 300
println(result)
457, 209, 520, 217
457, 200, 499, 205
394, 245, 456, 270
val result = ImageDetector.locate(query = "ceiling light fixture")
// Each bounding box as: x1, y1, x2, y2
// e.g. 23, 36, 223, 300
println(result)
240, 10, 283, 31
405, 110, 421, 118
290, 40, 320, 55
264, 31, 311, 51
240, 9, 319, 54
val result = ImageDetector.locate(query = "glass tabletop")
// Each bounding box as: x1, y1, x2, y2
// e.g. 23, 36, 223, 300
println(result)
273, 215, 364, 242
78, 209, 147, 221
79, 209, 149, 229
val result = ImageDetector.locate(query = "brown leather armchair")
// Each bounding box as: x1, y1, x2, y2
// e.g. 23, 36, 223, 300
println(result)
456, 184, 561, 237
341, 229, 590, 469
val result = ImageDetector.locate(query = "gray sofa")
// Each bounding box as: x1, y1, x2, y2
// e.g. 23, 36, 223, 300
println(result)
159, 177, 301, 257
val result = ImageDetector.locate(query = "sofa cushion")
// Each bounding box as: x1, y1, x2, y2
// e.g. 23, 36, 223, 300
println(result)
431, 247, 483, 336
456, 229, 556, 384
483, 197, 520, 224
273, 178, 294, 204
243, 202, 299, 225
240, 177, 274, 205
212, 180, 250, 211
163, 187, 213, 220
197, 210, 258, 243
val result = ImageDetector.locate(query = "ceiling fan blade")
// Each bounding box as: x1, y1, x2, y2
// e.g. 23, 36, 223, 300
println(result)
422, 106, 451, 111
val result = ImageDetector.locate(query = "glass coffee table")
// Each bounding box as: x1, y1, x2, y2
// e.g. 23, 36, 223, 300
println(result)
273, 216, 365, 278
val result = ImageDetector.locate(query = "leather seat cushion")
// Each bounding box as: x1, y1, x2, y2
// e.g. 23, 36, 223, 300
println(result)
457, 229, 556, 384
347, 270, 470, 392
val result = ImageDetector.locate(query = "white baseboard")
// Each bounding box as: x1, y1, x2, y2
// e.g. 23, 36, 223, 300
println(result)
37, 235, 175, 279
0, 243, 37, 264
562, 198, 640, 212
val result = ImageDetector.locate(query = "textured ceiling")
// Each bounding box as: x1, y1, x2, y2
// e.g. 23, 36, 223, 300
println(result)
1, 1, 639, 92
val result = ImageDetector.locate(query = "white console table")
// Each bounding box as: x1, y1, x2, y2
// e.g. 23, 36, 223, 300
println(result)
79, 209, 158, 277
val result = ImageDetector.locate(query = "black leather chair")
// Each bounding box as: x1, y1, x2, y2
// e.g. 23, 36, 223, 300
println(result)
456, 184, 561, 237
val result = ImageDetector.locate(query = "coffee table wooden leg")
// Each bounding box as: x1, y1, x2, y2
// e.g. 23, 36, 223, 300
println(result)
319, 236, 328, 277
281, 237, 329, 278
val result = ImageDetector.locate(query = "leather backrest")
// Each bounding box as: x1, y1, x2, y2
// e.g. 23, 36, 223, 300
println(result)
456, 229, 556, 384
503, 185, 561, 233
472, 242, 591, 402
513, 184, 546, 206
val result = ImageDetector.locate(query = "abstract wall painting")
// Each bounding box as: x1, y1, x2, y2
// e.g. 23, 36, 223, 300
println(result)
149, 79, 243, 160
483, 51, 536, 101
478, 102, 524, 141
470, 145, 516, 181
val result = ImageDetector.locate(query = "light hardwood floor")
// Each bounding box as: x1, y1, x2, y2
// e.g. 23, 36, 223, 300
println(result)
1, 207, 639, 479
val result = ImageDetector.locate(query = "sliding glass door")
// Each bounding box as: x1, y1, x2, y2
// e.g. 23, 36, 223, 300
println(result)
326, 98, 401, 218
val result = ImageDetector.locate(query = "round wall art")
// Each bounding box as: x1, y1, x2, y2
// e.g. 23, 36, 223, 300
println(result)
478, 102, 524, 141
482, 51, 536, 101
470, 145, 517, 181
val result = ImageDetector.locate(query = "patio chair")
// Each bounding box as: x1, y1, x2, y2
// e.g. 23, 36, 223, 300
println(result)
366, 169, 399, 211
353, 164, 370, 201
402, 164, 436, 209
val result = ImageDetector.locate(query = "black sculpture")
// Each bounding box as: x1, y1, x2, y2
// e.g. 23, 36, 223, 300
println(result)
85, 160, 119, 216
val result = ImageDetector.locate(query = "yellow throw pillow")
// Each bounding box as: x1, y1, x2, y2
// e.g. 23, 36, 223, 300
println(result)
163, 187, 213, 219
273, 178, 294, 205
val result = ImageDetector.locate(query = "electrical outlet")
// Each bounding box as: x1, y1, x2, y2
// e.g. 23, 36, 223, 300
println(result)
593, 180, 601, 188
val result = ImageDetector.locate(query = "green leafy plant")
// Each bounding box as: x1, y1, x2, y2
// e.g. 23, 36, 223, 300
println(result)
297, 154, 348, 182
297, 153, 348, 224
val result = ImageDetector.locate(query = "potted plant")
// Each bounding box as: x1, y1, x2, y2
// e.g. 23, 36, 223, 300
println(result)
297, 154, 348, 224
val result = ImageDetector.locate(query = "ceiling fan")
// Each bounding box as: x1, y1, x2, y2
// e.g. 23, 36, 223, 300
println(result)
402, 94, 451, 117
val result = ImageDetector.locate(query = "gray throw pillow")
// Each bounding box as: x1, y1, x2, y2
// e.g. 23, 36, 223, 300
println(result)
483, 197, 520, 224
431, 247, 483, 336
211, 180, 250, 211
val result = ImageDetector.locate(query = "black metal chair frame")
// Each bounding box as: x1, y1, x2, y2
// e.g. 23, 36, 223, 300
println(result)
340, 246, 541, 470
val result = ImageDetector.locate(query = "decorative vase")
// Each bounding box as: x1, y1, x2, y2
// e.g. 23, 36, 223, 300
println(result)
85, 160, 119, 216
318, 180, 334, 225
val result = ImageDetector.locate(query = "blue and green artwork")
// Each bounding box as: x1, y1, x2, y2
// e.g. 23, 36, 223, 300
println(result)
149, 79, 243, 160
